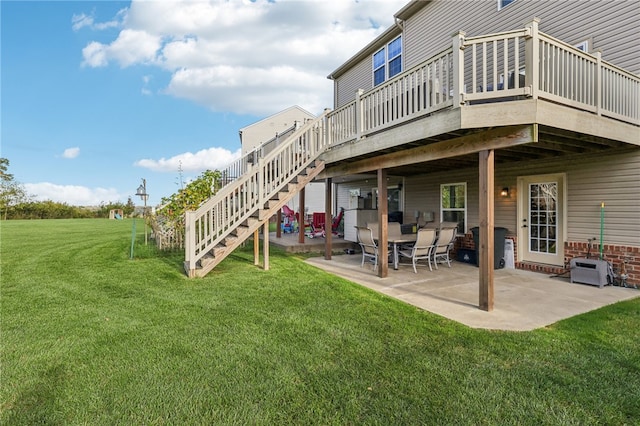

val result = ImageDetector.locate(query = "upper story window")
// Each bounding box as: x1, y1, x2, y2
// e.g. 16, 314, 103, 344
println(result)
373, 36, 402, 86
498, 0, 516, 10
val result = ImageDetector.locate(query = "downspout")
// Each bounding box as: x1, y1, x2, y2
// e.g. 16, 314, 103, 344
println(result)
394, 16, 404, 31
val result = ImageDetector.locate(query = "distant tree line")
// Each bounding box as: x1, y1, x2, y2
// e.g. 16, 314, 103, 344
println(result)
1, 157, 136, 219
5, 200, 136, 220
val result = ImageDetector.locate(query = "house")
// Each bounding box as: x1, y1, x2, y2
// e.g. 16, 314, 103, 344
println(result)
239, 105, 315, 157
238, 105, 328, 216
183, 0, 638, 312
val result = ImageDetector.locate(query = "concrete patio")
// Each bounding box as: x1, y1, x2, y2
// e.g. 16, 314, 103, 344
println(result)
304, 252, 639, 331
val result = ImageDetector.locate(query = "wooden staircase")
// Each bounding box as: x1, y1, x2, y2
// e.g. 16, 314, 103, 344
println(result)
184, 110, 331, 278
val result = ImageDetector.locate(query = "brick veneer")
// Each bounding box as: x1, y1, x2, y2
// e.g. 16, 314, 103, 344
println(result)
454, 232, 639, 286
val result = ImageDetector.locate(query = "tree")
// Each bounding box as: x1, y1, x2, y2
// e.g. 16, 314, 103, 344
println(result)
0, 157, 14, 182
157, 169, 222, 223
124, 197, 135, 216
0, 158, 30, 220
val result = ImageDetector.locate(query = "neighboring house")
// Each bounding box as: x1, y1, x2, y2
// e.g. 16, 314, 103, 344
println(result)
183, 0, 638, 308
319, 0, 639, 301
238, 106, 327, 215
239, 105, 315, 157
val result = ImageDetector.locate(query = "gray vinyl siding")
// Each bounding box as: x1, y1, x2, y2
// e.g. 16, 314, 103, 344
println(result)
336, 180, 369, 211
335, 59, 373, 109
400, 147, 640, 246
334, 0, 639, 107
405, 0, 639, 72
496, 148, 640, 246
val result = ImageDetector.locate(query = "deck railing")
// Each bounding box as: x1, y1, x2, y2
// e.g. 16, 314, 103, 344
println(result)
184, 110, 330, 272
327, 19, 639, 147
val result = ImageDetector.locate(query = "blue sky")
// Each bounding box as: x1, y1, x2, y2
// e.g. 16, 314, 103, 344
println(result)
2, 0, 406, 206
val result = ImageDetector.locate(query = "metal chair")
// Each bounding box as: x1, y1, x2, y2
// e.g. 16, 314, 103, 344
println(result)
432, 226, 458, 269
398, 228, 437, 273
355, 226, 379, 270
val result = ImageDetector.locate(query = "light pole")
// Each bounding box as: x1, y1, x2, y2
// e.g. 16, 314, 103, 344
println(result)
136, 179, 148, 245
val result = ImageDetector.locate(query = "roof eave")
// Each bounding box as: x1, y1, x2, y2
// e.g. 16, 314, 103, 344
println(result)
327, 0, 430, 80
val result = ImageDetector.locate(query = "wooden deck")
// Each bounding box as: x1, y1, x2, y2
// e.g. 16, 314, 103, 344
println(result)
264, 232, 356, 254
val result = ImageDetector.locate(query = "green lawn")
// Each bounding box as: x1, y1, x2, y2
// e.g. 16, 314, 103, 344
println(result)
1, 219, 639, 424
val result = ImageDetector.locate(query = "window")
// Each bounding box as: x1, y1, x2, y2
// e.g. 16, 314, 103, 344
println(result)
575, 40, 589, 52
371, 185, 403, 212
498, 0, 516, 10
373, 49, 386, 86
372, 36, 402, 86
441, 183, 466, 233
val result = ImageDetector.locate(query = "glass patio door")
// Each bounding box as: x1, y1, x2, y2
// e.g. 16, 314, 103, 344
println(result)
518, 174, 565, 265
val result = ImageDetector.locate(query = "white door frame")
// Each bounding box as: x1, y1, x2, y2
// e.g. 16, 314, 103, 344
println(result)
517, 173, 567, 266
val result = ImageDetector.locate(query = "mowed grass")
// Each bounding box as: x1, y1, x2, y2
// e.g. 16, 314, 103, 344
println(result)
1, 219, 639, 424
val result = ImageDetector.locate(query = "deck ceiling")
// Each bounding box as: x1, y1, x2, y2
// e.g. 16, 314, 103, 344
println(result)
324, 124, 630, 177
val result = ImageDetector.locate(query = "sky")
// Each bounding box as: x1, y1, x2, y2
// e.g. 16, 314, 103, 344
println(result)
2, 0, 408, 206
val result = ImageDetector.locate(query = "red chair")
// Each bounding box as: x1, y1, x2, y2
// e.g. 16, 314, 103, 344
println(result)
331, 207, 345, 237
305, 212, 326, 238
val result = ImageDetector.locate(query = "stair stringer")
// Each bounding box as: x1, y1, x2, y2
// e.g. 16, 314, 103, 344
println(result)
183, 111, 330, 277
188, 161, 325, 277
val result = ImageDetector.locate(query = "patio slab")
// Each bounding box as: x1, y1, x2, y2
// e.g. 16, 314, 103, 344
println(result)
305, 254, 639, 331
266, 231, 355, 253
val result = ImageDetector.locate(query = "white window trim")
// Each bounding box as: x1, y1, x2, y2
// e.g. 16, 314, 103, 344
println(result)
497, 0, 516, 11
575, 40, 589, 53
440, 182, 467, 234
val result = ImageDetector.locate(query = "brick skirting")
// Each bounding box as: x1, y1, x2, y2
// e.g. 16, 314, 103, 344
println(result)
453, 232, 639, 286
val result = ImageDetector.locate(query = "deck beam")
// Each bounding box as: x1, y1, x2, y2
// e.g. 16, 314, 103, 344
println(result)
323, 125, 536, 178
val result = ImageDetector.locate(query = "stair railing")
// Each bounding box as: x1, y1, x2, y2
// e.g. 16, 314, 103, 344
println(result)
184, 109, 331, 273
220, 121, 305, 188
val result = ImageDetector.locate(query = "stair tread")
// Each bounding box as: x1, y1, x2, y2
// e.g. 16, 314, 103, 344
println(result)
185, 158, 326, 277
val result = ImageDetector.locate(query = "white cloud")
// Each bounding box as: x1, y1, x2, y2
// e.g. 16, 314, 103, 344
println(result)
25, 183, 122, 206
135, 147, 242, 173
82, 41, 109, 67
82, 29, 161, 68
72, 9, 126, 32
71, 13, 94, 31
141, 75, 153, 95
62, 147, 80, 159
80, 0, 407, 115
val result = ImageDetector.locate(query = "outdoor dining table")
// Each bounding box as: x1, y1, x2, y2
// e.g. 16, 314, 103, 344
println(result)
374, 234, 417, 270
389, 234, 418, 270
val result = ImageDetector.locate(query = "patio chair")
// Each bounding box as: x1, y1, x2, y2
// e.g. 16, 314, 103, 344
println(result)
432, 226, 458, 269
366, 222, 378, 238
355, 226, 379, 270
398, 228, 437, 273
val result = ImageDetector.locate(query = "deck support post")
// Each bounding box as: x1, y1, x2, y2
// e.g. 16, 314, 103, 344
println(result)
377, 168, 389, 278
325, 178, 333, 260
263, 221, 270, 271
479, 149, 495, 311
276, 209, 282, 238
254, 229, 260, 266
298, 187, 306, 244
